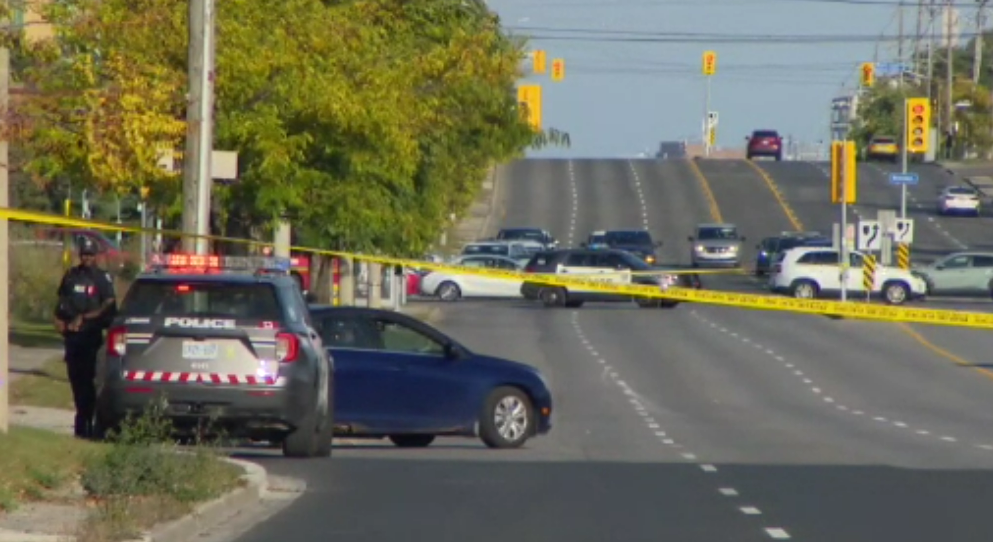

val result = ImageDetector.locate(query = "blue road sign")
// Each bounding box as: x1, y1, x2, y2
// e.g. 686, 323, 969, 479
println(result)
889, 172, 919, 185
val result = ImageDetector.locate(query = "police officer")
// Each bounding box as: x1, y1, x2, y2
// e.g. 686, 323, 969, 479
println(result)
53, 236, 117, 439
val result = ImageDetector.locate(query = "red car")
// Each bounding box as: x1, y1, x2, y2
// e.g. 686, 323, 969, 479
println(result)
746, 129, 782, 161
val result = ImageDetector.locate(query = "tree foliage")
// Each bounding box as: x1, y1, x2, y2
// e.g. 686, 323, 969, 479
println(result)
5, 0, 567, 255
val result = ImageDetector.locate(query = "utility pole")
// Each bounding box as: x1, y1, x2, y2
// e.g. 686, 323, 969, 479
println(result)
899, 1, 906, 87
0, 47, 9, 434
915, 0, 925, 74
928, 0, 937, 102
946, 0, 955, 160
974, 0, 988, 84
180, 0, 216, 255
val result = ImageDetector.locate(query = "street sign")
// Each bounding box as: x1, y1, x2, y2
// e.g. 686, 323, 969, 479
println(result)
707, 111, 718, 127
892, 218, 914, 244
857, 220, 882, 251
888, 172, 919, 185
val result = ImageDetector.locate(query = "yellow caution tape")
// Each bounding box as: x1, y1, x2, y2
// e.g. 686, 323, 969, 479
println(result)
4, 206, 993, 329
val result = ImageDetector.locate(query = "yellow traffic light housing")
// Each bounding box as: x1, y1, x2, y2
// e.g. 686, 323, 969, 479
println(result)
830, 140, 857, 204
702, 51, 717, 76
551, 58, 565, 82
860, 62, 875, 87
905, 97, 930, 154
532, 50, 547, 75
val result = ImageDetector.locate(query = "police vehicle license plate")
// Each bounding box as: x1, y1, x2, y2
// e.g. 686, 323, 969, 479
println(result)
182, 341, 218, 360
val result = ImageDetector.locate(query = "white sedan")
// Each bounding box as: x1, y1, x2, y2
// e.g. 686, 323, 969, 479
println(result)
938, 186, 981, 216
420, 255, 524, 301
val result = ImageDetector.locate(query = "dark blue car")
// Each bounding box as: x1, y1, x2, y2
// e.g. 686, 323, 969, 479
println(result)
755, 233, 831, 275
308, 305, 553, 449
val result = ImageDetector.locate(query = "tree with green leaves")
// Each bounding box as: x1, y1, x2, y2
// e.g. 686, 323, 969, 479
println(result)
5, 0, 568, 256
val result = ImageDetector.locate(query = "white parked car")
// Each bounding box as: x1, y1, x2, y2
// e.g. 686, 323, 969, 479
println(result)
420, 255, 524, 301
938, 186, 981, 216
769, 246, 927, 305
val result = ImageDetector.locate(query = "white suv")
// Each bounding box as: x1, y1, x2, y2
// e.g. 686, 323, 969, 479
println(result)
770, 246, 927, 305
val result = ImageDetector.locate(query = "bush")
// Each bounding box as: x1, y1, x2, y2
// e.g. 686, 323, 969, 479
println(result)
10, 245, 64, 322
78, 402, 241, 541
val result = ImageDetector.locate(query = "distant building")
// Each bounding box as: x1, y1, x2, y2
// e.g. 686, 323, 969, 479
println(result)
12, 0, 54, 43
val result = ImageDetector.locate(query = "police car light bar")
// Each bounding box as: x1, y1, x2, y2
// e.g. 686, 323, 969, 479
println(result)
147, 253, 292, 274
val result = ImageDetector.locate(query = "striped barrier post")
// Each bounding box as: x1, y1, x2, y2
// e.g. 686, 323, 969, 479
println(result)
897, 243, 910, 270
862, 254, 876, 301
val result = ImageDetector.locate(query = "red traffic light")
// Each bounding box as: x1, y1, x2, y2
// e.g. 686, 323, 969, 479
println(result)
912, 104, 925, 114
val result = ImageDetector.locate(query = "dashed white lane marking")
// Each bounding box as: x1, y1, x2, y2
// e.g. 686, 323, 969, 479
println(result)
567, 161, 577, 245
700, 464, 718, 472
682, 453, 698, 460
740, 506, 762, 515
765, 527, 791, 539
627, 161, 650, 229
719, 487, 739, 496
691, 309, 991, 453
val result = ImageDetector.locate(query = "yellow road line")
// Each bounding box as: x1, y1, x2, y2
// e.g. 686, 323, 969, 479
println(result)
897, 322, 993, 382
743, 159, 805, 232
749, 160, 989, 380
686, 159, 724, 223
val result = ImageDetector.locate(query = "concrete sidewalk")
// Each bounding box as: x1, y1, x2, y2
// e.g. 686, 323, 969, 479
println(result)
9, 345, 62, 383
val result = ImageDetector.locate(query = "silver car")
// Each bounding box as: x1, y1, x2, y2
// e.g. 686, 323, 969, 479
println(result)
94, 255, 333, 458
689, 223, 745, 267
912, 251, 993, 297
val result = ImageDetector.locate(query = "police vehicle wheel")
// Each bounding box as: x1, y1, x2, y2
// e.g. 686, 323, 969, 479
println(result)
389, 434, 435, 447
479, 386, 532, 449
314, 404, 334, 457
883, 281, 909, 305
282, 402, 323, 458
436, 281, 461, 301
539, 287, 566, 307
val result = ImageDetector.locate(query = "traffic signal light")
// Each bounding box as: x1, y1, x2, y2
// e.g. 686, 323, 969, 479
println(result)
516, 84, 542, 131
831, 140, 857, 204
860, 62, 874, 87
532, 50, 547, 75
551, 58, 565, 82
702, 51, 717, 76
905, 97, 930, 153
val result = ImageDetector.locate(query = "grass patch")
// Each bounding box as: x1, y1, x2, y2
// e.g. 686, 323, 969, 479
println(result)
10, 356, 73, 410
0, 425, 107, 511
77, 403, 243, 541
9, 319, 64, 348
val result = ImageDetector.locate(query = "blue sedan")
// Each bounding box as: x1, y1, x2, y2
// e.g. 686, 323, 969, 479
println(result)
308, 305, 553, 449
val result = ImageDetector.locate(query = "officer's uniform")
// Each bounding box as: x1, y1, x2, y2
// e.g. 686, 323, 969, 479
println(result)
54, 237, 117, 438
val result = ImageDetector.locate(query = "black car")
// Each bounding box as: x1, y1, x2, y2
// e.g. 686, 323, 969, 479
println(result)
520, 248, 701, 309
755, 232, 830, 276
582, 229, 662, 264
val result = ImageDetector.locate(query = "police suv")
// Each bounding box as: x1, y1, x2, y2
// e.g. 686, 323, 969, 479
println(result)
520, 248, 701, 308
94, 253, 334, 458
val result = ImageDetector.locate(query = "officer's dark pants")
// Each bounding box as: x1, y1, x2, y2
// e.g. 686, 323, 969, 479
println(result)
64, 333, 101, 438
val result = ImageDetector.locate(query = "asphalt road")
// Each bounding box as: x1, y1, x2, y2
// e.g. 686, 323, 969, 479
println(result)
231, 158, 993, 542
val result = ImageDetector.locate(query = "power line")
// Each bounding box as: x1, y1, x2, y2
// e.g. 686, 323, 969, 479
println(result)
508, 27, 990, 43
500, 0, 914, 7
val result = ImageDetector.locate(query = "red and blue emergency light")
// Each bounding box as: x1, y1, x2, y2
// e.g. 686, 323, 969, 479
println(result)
146, 252, 292, 275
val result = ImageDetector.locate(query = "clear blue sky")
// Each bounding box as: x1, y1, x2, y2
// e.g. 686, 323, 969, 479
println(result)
488, 0, 909, 158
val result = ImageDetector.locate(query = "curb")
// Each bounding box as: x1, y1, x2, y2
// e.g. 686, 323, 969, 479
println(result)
138, 457, 268, 542
0, 457, 269, 542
